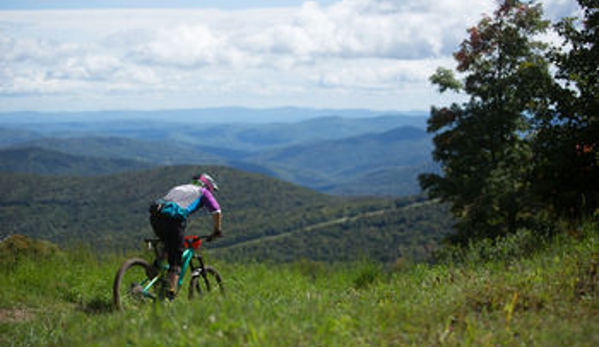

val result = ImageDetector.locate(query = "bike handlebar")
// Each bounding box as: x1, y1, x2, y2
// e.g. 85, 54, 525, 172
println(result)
143, 235, 211, 243
144, 235, 213, 251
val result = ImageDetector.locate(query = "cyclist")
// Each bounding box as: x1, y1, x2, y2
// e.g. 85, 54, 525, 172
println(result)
149, 173, 223, 299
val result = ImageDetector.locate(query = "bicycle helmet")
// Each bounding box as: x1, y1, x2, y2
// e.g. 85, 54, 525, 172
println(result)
193, 173, 219, 193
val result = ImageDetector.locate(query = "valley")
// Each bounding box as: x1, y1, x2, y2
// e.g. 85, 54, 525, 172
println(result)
0, 107, 433, 196
0, 108, 450, 263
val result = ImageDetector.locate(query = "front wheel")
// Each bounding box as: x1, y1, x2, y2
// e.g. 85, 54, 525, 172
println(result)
113, 258, 155, 310
188, 266, 225, 299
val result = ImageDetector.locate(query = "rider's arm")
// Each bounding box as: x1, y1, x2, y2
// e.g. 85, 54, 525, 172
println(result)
202, 188, 223, 238
212, 211, 222, 235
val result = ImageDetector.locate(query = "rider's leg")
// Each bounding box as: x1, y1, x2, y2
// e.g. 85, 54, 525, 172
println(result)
167, 266, 181, 293
165, 220, 185, 295
150, 212, 186, 297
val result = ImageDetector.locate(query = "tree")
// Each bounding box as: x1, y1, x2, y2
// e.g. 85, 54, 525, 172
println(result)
419, 0, 553, 243
532, 0, 598, 222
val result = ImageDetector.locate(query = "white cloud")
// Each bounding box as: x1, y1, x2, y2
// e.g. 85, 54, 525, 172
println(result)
240, 0, 483, 62
133, 24, 255, 68
0, 0, 583, 111
316, 57, 449, 90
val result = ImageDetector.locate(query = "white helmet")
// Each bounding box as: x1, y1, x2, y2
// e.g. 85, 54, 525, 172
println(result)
193, 173, 219, 193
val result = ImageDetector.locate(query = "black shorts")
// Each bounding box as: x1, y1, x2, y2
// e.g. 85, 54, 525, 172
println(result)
149, 212, 186, 271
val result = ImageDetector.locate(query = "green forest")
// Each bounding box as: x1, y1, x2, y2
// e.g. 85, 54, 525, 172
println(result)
419, 0, 598, 244
0, 166, 452, 263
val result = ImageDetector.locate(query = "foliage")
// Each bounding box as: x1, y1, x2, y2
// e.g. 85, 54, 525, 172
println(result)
1, 222, 598, 346
531, 0, 599, 222
0, 234, 61, 272
0, 167, 452, 263
420, 0, 599, 244
215, 199, 451, 263
420, 0, 553, 243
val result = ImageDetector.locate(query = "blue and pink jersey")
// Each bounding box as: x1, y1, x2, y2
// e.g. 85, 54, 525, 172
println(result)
161, 184, 221, 217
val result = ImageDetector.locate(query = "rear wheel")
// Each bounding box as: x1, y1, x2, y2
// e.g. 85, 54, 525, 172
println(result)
188, 266, 225, 299
113, 258, 156, 310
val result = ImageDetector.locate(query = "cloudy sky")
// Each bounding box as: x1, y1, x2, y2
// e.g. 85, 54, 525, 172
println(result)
0, 0, 581, 113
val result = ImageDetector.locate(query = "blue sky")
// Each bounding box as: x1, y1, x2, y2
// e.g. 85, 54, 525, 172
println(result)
0, 0, 581, 113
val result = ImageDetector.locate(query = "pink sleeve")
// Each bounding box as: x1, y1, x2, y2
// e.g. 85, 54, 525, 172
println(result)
202, 188, 221, 213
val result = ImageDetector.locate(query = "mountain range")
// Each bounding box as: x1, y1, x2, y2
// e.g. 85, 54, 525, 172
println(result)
0, 108, 452, 262
0, 107, 434, 196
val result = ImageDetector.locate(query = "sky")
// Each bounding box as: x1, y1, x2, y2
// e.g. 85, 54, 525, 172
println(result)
0, 0, 582, 113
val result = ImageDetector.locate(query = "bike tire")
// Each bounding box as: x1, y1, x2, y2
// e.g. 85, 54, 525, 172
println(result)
188, 266, 225, 299
113, 258, 155, 310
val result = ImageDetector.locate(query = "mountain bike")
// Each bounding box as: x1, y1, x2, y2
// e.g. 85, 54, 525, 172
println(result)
113, 235, 224, 310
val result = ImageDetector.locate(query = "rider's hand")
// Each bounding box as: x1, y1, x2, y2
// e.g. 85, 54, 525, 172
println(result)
207, 230, 222, 242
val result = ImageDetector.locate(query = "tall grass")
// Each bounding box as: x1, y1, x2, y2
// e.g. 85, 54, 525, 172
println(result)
1, 223, 598, 346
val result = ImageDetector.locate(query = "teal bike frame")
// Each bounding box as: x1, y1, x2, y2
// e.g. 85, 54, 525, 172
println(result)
140, 236, 203, 299
113, 234, 224, 309
141, 245, 194, 299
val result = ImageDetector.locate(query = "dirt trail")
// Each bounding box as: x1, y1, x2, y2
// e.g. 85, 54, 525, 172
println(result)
0, 307, 35, 323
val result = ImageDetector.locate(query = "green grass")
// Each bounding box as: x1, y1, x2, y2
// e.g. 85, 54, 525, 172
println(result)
1, 224, 598, 346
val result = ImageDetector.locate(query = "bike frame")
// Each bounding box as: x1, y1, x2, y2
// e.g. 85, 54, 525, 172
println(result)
140, 236, 205, 299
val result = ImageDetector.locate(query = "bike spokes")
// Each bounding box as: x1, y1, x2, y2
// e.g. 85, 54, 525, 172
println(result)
113, 258, 156, 310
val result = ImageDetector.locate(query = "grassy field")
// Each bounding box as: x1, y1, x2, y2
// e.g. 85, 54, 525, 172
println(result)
1, 224, 598, 346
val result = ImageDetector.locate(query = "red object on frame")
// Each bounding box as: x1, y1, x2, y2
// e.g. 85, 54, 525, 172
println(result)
184, 236, 202, 250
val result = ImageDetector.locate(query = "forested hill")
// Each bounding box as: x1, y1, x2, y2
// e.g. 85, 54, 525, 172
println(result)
0, 147, 155, 175
0, 166, 452, 262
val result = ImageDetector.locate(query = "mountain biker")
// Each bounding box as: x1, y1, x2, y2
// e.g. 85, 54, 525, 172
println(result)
148, 173, 223, 299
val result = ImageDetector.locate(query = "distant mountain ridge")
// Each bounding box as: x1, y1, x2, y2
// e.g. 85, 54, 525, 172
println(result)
0, 108, 432, 196
11, 136, 224, 166
0, 107, 427, 125
0, 127, 42, 147
247, 126, 434, 195
0, 147, 155, 176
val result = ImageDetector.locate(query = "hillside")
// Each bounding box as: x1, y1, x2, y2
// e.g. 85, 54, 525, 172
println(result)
0, 111, 426, 151
214, 198, 449, 262
0, 147, 155, 175
0, 127, 41, 147
0, 118, 433, 196
248, 126, 434, 195
2, 224, 598, 346
0, 167, 451, 262
222, 115, 427, 150
327, 162, 440, 196
12, 136, 224, 166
